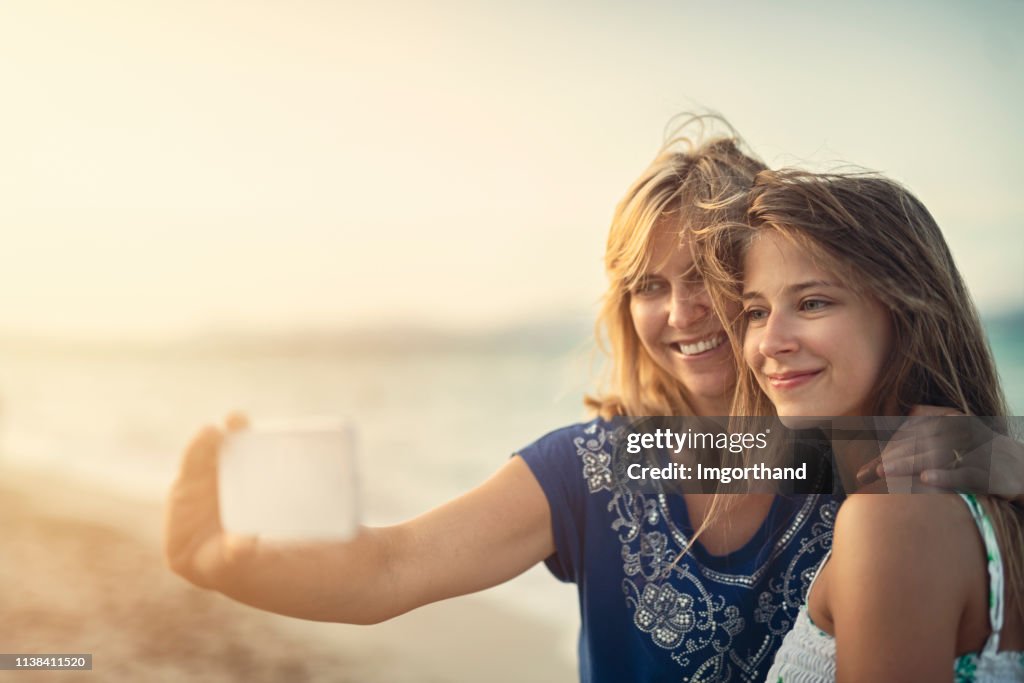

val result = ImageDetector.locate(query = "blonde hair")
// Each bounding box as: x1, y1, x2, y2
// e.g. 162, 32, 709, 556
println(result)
701, 168, 1024, 621
586, 115, 765, 418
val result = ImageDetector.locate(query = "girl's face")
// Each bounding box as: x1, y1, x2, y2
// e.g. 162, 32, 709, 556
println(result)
630, 228, 738, 416
741, 232, 893, 418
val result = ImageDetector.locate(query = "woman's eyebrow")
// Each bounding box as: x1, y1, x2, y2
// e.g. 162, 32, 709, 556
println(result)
741, 280, 839, 301
677, 264, 700, 281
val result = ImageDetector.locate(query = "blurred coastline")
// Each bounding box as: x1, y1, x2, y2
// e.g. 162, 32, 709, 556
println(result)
1, 308, 1020, 505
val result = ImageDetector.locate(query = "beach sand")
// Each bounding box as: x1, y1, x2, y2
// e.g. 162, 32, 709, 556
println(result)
0, 465, 577, 682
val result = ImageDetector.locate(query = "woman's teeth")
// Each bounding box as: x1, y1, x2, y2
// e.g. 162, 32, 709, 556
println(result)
676, 335, 724, 356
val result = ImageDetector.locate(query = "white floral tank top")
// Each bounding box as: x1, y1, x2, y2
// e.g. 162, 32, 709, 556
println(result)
765, 493, 1024, 682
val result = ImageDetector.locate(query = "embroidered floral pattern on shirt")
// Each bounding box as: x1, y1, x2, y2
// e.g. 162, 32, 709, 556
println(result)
575, 423, 614, 493
576, 420, 837, 683
622, 531, 673, 581
634, 582, 697, 648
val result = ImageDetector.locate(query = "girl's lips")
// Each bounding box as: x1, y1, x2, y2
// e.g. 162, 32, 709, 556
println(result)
766, 369, 822, 390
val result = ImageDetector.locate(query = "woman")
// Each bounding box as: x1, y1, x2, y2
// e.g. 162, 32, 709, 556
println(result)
700, 169, 1024, 680
515, 134, 837, 682
166, 122, 843, 682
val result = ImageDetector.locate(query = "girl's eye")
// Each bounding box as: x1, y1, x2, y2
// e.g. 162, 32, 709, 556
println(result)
801, 299, 830, 312
745, 308, 768, 323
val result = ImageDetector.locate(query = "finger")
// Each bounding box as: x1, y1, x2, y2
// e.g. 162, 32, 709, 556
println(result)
880, 457, 919, 477
880, 420, 938, 461
891, 422, 956, 452
225, 411, 250, 432
176, 425, 223, 480
957, 441, 995, 465
878, 437, 917, 465
920, 467, 990, 494
879, 434, 950, 473
856, 457, 882, 485
881, 450, 951, 477
880, 422, 971, 473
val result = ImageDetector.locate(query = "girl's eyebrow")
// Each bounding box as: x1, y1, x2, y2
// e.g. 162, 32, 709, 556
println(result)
741, 280, 839, 301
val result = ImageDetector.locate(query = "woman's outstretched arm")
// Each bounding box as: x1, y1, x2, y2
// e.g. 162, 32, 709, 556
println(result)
164, 418, 555, 624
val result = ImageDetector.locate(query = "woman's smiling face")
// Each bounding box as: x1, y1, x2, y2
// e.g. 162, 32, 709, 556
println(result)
629, 228, 738, 416
741, 232, 894, 418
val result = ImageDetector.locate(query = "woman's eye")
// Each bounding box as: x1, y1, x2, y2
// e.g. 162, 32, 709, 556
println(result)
632, 278, 665, 295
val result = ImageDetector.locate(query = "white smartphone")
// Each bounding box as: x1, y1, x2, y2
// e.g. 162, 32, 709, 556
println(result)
218, 417, 359, 539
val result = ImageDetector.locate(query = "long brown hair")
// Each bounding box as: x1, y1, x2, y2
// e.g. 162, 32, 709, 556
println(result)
586, 115, 765, 418
701, 168, 1023, 621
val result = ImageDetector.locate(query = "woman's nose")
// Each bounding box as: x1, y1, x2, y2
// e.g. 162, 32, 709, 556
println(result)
667, 288, 710, 330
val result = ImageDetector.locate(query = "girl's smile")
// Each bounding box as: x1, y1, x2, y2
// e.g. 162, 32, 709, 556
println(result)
742, 232, 893, 418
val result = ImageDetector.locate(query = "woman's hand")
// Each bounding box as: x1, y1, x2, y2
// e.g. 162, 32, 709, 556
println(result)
163, 415, 555, 623
855, 405, 1024, 504
164, 413, 256, 590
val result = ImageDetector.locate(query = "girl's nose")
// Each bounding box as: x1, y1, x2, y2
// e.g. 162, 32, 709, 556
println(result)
757, 313, 799, 357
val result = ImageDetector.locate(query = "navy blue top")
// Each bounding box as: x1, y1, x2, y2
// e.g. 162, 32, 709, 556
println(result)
518, 418, 838, 683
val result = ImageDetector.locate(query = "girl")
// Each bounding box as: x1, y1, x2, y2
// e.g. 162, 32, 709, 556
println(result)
702, 169, 1024, 681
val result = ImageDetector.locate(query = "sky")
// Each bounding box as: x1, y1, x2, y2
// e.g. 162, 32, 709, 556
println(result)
1, 0, 1021, 341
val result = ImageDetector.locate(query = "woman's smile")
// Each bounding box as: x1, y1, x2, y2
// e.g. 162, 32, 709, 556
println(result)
630, 228, 739, 416
669, 333, 728, 359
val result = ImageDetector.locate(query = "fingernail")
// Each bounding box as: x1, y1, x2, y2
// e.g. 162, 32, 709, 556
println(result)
921, 471, 937, 484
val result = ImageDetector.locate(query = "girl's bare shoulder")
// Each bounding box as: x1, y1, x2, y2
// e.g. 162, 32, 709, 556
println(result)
832, 493, 982, 593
